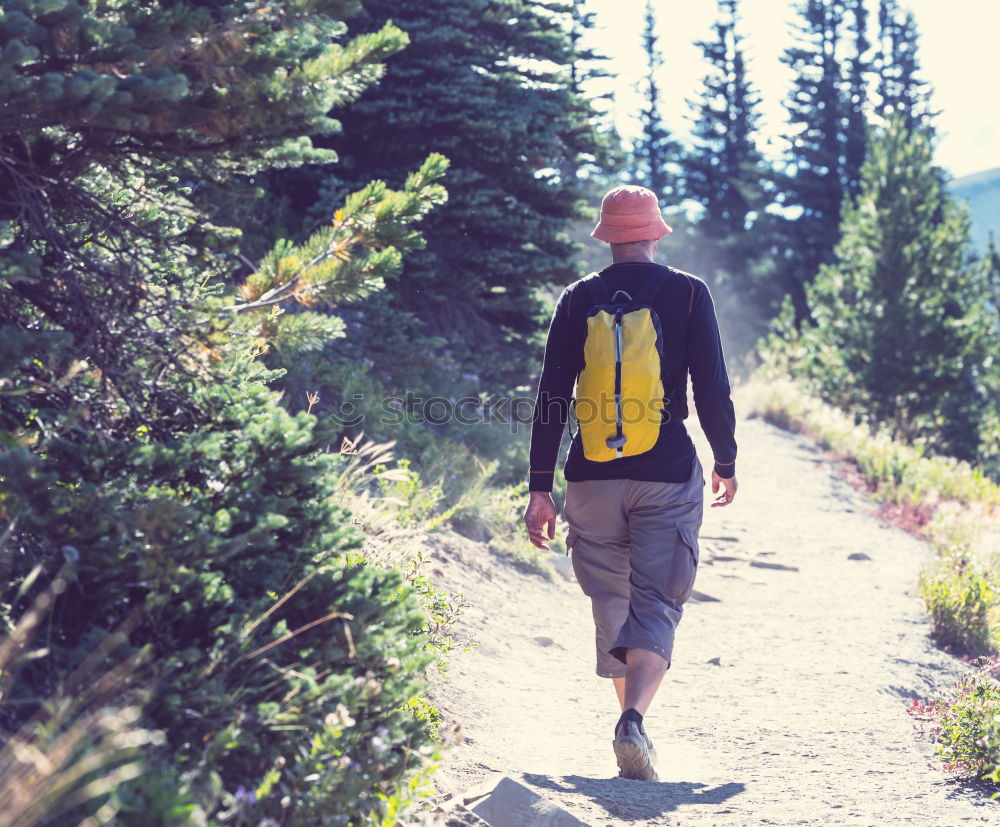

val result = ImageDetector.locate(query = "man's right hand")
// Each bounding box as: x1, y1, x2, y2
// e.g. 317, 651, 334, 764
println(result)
524, 491, 557, 550
711, 472, 738, 508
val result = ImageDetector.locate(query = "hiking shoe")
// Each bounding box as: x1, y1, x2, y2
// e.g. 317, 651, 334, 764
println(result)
613, 719, 659, 781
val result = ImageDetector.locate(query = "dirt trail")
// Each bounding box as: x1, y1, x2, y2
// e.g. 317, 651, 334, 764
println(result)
424, 415, 997, 825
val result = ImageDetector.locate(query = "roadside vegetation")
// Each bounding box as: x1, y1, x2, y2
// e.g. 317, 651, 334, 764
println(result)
2, 0, 613, 817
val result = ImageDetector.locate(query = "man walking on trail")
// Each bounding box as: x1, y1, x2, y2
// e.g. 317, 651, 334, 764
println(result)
523, 184, 738, 782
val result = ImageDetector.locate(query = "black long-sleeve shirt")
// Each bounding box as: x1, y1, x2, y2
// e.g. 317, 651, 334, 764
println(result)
527, 261, 737, 492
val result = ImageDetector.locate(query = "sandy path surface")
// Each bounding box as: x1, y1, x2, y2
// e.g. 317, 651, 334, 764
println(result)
424, 415, 998, 825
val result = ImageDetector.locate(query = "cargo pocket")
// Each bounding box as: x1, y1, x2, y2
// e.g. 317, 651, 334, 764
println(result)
664, 525, 700, 605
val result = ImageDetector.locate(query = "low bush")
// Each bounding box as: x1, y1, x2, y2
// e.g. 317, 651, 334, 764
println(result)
919, 556, 1000, 656
275, 344, 535, 496
1, 380, 442, 825
932, 665, 1000, 782
0, 567, 168, 827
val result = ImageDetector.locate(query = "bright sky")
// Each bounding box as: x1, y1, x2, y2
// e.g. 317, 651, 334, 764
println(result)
584, 0, 1000, 180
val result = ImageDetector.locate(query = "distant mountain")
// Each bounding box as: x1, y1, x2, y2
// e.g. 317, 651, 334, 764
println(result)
951, 167, 1000, 251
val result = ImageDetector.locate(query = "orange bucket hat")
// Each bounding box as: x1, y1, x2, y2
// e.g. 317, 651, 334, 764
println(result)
591, 185, 672, 244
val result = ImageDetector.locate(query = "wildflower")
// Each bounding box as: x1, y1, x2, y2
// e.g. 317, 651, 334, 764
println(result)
326, 702, 356, 729
234, 786, 258, 806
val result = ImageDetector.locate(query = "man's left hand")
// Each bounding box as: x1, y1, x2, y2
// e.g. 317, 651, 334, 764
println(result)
524, 491, 557, 550
711, 471, 738, 508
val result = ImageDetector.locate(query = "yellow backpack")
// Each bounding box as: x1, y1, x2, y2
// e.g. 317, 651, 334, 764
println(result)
574, 271, 677, 462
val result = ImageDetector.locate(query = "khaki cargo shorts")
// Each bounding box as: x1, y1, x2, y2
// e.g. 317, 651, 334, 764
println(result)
564, 453, 705, 678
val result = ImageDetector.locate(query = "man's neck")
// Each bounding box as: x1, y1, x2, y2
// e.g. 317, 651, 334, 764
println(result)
610, 251, 656, 264
609, 240, 658, 264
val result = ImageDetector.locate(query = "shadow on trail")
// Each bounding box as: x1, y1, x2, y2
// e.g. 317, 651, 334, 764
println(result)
941, 776, 1000, 809
523, 772, 745, 822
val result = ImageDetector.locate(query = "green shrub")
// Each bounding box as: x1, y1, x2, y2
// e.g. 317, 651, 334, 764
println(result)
934, 667, 1000, 780
426, 454, 554, 579
918, 556, 999, 656
1, 380, 440, 825
481, 482, 555, 579
375, 458, 458, 530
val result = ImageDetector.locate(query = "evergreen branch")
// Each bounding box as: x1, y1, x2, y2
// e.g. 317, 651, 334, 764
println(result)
220, 153, 449, 314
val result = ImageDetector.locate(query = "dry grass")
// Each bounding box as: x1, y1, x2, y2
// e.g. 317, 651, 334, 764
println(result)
0, 566, 164, 827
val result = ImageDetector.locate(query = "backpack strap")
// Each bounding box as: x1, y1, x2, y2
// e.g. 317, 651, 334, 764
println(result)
582, 272, 612, 307
662, 274, 698, 410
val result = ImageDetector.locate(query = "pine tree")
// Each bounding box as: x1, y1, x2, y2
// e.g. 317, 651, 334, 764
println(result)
259, 0, 611, 393
0, 0, 425, 433
791, 116, 996, 462
634, 0, 679, 202
843, 0, 872, 198
779, 0, 850, 316
560, 0, 621, 181
567, 0, 613, 104
685, 0, 765, 244
876, 0, 934, 130
968, 235, 1000, 478
679, 0, 781, 358
1, 3, 452, 818
983, 235, 1000, 311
